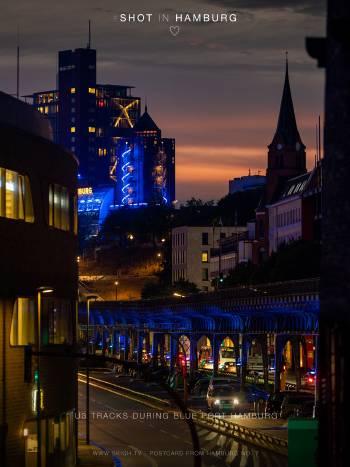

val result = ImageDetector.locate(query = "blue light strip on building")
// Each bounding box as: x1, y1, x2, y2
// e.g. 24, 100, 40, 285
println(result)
121, 148, 132, 205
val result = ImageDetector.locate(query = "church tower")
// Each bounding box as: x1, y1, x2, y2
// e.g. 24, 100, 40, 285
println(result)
266, 56, 306, 203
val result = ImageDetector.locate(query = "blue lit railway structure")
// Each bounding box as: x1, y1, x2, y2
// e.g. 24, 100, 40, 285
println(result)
79, 278, 319, 392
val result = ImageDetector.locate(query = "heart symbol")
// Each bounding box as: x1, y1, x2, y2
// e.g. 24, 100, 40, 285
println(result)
169, 25, 180, 37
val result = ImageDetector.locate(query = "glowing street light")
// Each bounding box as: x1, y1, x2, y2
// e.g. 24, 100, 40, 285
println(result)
127, 234, 134, 240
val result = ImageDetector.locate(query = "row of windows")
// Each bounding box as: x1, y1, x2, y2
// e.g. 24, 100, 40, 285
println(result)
0, 166, 75, 233
277, 234, 301, 247
173, 249, 185, 265
173, 269, 185, 282
70, 87, 96, 95
70, 126, 96, 134
173, 232, 185, 247
10, 297, 73, 346
276, 208, 301, 228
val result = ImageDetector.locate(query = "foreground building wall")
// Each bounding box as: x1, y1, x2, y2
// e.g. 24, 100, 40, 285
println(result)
0, 92, 78, 467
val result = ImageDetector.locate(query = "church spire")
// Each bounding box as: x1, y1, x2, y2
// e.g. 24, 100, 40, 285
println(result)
270, 53, 304, 148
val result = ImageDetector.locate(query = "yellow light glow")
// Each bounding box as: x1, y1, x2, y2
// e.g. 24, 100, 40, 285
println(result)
202, 252, 208, 263
113, 100, 139, 128
70, 127, 76, 133
78, 187, 93, 196
88, 87, 96, 94
70, 87, 76, 94
88, 127, 96, 133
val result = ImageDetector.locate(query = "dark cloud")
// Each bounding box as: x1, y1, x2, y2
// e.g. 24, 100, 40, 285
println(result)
0, 0, 326, 199
200, 0, 326, 16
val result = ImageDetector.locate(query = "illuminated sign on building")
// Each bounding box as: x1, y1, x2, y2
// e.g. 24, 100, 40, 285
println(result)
78, 187, 93, 196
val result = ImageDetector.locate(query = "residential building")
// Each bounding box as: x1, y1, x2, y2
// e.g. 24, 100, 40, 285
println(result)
172, 226, 246, 291
268, 161, 322, 253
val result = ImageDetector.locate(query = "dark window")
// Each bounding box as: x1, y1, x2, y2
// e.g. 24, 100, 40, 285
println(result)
202, 232, 209, 245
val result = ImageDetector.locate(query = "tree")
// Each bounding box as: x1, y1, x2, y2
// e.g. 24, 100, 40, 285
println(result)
141, 279, 199, 299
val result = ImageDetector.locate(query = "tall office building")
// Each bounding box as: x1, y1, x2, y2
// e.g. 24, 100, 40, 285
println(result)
27, 46, 176, 216
27, 47, 141, 187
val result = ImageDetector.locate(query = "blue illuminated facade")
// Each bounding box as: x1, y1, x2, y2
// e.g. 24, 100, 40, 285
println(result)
112, 108, 176, 206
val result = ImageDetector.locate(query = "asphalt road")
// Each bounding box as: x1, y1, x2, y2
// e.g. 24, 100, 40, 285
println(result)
78, 379, 287, 467
88, 372, 288, 440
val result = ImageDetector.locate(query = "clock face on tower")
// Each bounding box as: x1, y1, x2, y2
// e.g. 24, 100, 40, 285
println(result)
277, 143, 283, 150
296, 142, 301, 151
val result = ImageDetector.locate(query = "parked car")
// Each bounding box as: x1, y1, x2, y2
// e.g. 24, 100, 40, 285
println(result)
266, 391, 315, 418
280, 392, 315, 418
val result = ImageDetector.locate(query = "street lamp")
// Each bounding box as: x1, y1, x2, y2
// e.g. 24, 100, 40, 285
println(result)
85, 294, 98, 445
114, 281, 119, 301
36, 286, 53, 467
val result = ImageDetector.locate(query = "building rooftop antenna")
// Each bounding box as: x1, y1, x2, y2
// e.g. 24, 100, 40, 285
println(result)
87, 19, 91, 49
16, 26, 20, 99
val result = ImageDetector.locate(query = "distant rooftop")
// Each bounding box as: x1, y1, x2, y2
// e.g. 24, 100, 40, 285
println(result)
0, 91, 53, 141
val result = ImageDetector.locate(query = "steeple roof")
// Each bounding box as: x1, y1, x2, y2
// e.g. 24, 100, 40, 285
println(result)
133, 106, 160, 133
271, 56, 304, 147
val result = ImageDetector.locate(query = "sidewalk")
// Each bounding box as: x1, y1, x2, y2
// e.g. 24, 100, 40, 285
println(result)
77, 440, 115, 467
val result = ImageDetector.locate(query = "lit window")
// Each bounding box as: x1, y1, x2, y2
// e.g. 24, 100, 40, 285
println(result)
48, 183, 70, 231
70, 87, 76, 94
10, 298, 36, 346
202, 251, 209, 263
0, 167, 34, 222
88, 87, 96, 94
70, 127, 76, 133
98, 148, 107, 156
88, 127, 96, 133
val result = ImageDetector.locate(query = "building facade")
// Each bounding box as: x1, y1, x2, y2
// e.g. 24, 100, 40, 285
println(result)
0, 92, 78, 467
268, 162, 322, 253
27, 47, 141, 188
229, 174, 266, 195
172, 226, 246, 291
113, 108, 175, 206
27, 46, 176, 212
